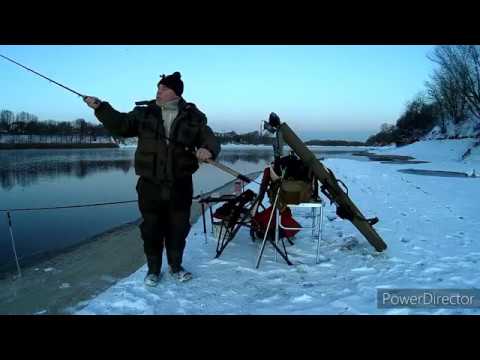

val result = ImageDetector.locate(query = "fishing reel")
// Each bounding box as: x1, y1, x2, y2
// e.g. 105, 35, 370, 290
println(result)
259, 112, 285, 160
261, 112, 281, 135
262, 121, 275, 134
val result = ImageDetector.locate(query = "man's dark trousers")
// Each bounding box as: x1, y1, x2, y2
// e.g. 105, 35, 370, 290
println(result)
136, 177, 192, 273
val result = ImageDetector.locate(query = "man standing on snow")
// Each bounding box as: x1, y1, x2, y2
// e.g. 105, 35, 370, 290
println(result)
84, 72, 221, 286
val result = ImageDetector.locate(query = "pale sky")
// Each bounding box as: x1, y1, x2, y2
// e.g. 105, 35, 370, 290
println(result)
0, 45, 436, 141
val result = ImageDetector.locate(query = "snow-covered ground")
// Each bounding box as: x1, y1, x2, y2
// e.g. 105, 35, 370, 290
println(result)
374, 138, 480, 173
74, 139, 480, 315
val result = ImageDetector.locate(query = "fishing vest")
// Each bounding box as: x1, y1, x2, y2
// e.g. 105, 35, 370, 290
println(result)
134, 98, 207, 184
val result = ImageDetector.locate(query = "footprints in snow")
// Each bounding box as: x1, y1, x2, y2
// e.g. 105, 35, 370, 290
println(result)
340, 237, 360, 251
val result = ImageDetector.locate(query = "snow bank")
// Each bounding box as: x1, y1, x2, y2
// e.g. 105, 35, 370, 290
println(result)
424, 115, 480, 140
372, 139, 480, 173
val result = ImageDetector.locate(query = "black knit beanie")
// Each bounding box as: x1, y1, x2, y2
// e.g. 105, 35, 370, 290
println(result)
158, 71, 184, 96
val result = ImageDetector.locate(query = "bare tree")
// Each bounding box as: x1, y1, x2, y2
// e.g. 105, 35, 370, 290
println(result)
425, 67, 468, 131
464, 45, 480, 117
380, 123, 395, 133
74, 118, 88, 142
428, 45, 480, 119
0, 110, 15, 131
15, 111, 28, 123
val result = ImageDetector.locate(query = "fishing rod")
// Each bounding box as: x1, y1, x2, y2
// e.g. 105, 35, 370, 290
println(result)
0, 53, 86, 99
0, 53, 261, 185
204, 159, 260, 185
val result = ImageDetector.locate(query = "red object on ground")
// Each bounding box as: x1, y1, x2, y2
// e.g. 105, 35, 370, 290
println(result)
253, 205, 301, 238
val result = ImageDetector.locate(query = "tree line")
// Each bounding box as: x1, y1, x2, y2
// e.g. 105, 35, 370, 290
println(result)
214, 130, 274, 145
367, 45, 480, 146
0, 110, 109, 138
1, 110, 367, 147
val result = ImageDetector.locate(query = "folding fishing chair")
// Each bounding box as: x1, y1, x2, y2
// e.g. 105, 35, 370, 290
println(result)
200, 189, 262, 258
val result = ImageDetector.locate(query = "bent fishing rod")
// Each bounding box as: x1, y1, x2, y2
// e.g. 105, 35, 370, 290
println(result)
0, 53, 87, 99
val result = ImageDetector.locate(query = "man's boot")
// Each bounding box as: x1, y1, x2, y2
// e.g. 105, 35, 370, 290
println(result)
169, 265, 192, 283
144, 256, 161, 287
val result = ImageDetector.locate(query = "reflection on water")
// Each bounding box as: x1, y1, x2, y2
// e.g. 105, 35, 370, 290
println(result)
0, 159, 133, 190
218, 150, 273, 164
0, 149, 134, 190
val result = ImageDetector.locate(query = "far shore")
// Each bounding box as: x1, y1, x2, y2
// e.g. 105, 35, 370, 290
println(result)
0, 143, 119, 150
